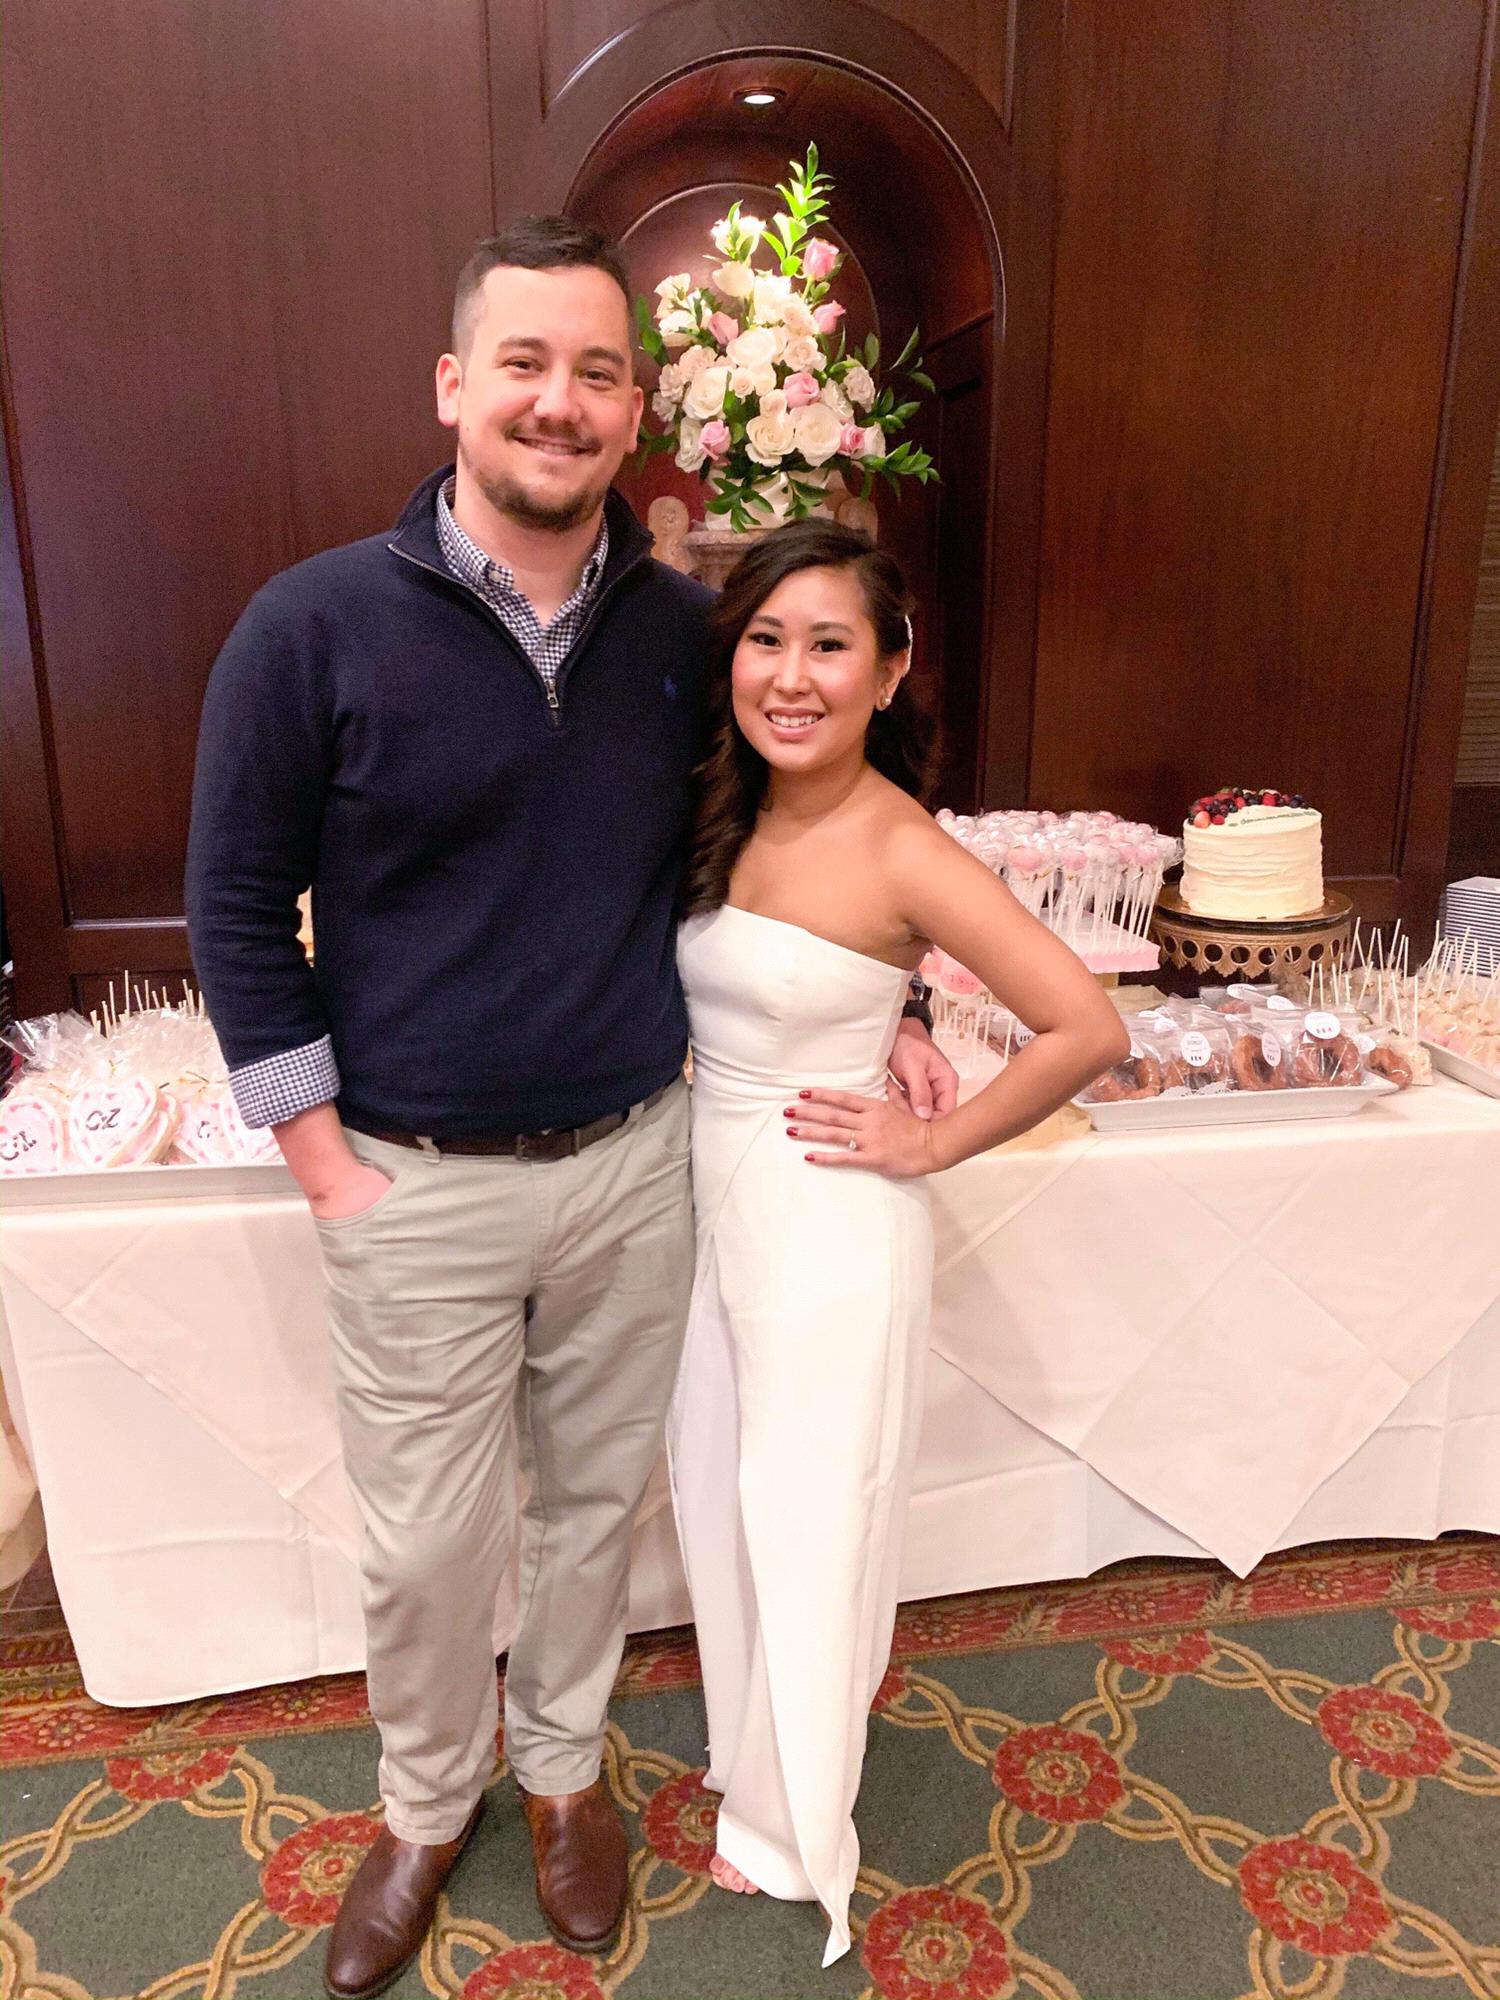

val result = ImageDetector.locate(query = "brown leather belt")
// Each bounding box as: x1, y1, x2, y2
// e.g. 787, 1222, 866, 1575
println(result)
368, 1080, 675, 1163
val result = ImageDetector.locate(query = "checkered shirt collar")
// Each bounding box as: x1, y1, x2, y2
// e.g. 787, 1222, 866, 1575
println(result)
435, 477, 608, 615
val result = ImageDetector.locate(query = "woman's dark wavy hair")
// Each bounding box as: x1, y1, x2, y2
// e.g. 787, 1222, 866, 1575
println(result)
682, 518, 935, 917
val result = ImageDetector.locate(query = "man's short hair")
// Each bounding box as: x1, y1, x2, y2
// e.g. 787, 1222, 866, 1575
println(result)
452, 216, 634, 355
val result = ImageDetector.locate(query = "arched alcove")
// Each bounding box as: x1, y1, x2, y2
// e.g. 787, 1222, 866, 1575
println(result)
568, 54, 1001, 808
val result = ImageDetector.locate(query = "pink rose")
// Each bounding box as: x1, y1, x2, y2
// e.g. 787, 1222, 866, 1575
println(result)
783, 371, 821, 409
707, 311, 739, 348
812, 302, 845, 335
839, 421, 866, 457
801, 238, 840, 281
698, 418, 732, 463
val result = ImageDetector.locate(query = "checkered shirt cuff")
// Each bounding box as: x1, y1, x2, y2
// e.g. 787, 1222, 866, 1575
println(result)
228, 1035, 340, 1128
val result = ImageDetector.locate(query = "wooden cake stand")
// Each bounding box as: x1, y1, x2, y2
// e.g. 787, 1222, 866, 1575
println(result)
1150, 886, 1354, 982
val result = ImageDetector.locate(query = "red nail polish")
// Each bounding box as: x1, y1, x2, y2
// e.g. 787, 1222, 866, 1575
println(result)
804, 1152, 816, 1162
782, 1107, 795, 1118
786, 1126, 798, 1137
799, 1090, 812, 1100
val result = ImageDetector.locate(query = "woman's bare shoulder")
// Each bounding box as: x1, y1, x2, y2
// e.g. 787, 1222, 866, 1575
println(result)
864, 780, 963, 867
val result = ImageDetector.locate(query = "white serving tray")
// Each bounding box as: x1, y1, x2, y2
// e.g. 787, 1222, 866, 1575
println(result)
1075, 1076, 1399, 1134
0, 1158, 298, 1209
1423, 1042, 1500, 1101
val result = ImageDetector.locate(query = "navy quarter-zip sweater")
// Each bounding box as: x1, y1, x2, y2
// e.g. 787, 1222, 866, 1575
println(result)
185, 467, 715, 1136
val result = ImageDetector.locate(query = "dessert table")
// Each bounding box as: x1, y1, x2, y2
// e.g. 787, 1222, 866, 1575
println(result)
2, 1080, 1498, 1708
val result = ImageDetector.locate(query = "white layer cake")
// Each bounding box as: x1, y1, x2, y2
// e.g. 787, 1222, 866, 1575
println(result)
1180, 804, 1323, 920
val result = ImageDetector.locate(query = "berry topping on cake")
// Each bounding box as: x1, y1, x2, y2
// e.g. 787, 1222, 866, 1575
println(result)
1188, 788, 1307, 822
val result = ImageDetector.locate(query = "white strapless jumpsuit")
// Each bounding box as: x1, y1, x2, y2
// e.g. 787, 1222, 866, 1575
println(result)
669, 904, 933, 1966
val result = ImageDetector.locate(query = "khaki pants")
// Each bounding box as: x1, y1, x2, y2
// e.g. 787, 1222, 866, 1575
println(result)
315, 1078, 693, 1842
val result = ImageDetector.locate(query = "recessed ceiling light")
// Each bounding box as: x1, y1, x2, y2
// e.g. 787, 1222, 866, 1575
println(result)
738, 89, 781, 107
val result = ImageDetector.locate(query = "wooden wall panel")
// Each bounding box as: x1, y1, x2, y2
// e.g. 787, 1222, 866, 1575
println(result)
536, 0, 1015, 124
920, 321, 994, 809
1458, 419, 1500, 786
3, 1, 290, 927
1, 0, 490, 1009
1030, 0, 1490, 910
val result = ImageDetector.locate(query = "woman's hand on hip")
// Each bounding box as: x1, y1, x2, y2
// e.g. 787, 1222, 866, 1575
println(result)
783, 1089, 940, 1178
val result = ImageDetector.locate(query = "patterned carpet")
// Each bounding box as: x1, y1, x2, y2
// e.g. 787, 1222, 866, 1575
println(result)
3, 1537, 1499, 2000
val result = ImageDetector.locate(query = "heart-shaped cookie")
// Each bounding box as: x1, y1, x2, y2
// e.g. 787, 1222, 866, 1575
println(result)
172, 1085, 234, 1165
68, 1077, 162, 1169
222, 1088, 280, 1163
0, 1092, 67, 1175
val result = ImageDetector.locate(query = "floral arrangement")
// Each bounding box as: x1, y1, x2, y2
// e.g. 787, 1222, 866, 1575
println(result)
635, 146, 938, 531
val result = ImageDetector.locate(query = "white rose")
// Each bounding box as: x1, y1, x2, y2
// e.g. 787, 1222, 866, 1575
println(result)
780, 297, 817, 337
682, 366, 731, 421
655, 272, 692, 308
860, 424, 886, 458
752, 273, 792, 323
675, 419, 706, 473
712, 261, 755, 301
651, 390, 678, 424
656, 362, 685, 400
676, 344, 716, 383
781, 334, 821, 372
791, 403, 843, 466
819, 378, 853, 422
731, 363, 778, 401
745, 407, 796, 465
843, 363, 876, 409
726, 326, 783, 370
658, 309, 696, 350
760, 389, 788, 418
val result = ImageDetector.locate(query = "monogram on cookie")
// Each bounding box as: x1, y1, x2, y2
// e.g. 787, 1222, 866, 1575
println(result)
67, 1077, 169, 1168
0, 1092, 68, 1175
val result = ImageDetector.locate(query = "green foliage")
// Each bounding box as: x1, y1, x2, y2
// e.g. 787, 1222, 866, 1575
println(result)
634, 295, 666, 364
772, 143, 835, 277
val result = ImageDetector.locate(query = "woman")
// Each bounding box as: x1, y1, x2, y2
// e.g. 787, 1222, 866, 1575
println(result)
668, 520, 1127, 1965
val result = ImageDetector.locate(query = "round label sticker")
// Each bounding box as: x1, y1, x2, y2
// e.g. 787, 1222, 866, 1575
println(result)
1180, 1030, 1212, 1067
1266, 995, 1298, 1013
1013, 1024, 1034, 1047
1306, 1010, 1341, 1041
1261, 1033, 1283, 1067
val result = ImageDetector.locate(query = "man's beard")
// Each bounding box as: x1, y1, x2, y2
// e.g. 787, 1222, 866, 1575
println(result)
460, 432, 607, 533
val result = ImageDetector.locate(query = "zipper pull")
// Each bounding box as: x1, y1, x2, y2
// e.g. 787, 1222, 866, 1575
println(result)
546, 685, 560, 713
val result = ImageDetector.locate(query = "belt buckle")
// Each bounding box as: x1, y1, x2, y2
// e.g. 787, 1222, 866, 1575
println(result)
515, 1127, 576, 1163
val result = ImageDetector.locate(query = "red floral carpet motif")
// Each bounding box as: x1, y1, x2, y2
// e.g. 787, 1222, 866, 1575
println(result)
458, 1942, 608, 2000
103, 1743, 237, 1801
991, 1724, 1125, 1824
861, 1886, 1014, 2000
1, 1535, 1497, 1998
1316, 1684, 1453, 1778
260, 1812, 382, 1928
1237, 1836, 1394, 1957
1396, 1597, 1500, 1640
641, 1768, 719, 1873
1097, 1628, 1214, 1675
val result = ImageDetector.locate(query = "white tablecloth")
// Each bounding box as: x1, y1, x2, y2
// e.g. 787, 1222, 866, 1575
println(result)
2, 1082, 1498, 1707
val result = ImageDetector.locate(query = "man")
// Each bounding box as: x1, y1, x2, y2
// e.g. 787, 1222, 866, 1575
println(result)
186, 216, 955, 1999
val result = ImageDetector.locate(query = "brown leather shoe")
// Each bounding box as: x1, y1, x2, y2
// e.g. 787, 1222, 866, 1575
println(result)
324, 1800, 484, 2000
518, 1778, 628, 1953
